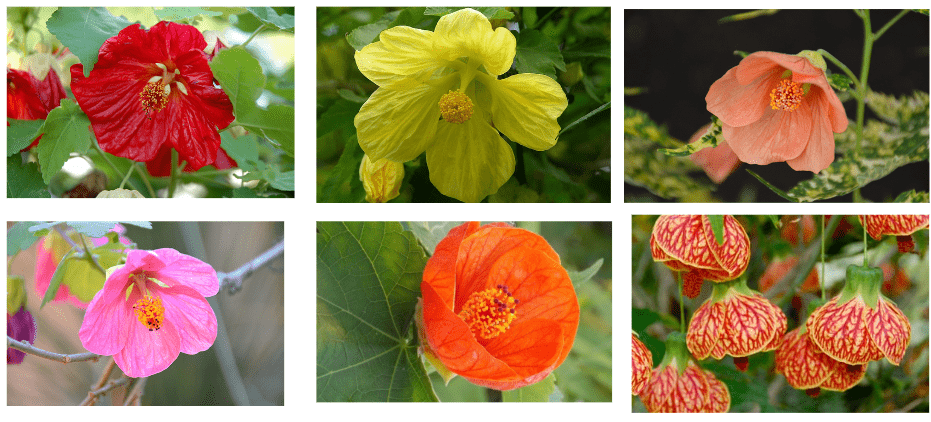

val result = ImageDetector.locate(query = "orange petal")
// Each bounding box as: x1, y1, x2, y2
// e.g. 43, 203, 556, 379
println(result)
423, 222, 482, 308
866, 298, 911, 365
736, 52, 820, 84
706, 66, 773, 128
687, 299, 725, 359
632, 334, 653, 395
786, 93, 836, 173
701, 215, 750, 278
476, 318, 564, 390
724, 102, 813, 166
821, 362, 866, 392
673, 362, 712, 412
722, 293, 785, 356
775, 328, 831, 389
704, 369, 731, 412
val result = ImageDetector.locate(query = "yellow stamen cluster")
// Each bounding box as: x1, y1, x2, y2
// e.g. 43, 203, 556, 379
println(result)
457, 284, 519, 340
132, 295, 165, 332
140, 81, 169, 116
769, 79, 804, 111
438, 90, 474, 124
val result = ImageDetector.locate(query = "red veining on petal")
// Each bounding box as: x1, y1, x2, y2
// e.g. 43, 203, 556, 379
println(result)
806, 297, 883, 364
775, 328, 831, 389
861, 215, 930, 240
704, 370, 731, 412
865, 297, 911, 365
721, 293, 786, 357
651, 215, 750, 283
682, 272, 704, 298
820, 362, 866, 391
632, 334, 653, 395
687, 300, 725, 359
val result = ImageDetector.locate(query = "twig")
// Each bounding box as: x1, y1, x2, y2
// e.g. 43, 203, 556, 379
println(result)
218, 240, 284, 294
53, 225, 80, 250
7, 336, 100, 363
79, 377, 131, 406
79, 358, 116, 406
78, 233, 107, 276
123, 377, 147, 406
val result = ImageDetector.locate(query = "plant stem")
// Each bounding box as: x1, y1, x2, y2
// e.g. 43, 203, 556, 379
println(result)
217, 240, 284, 294
678, 272, 685, 332
817, 49, 861, 89
241, 23, 268, 49
852, 10, 875, 202
863, 218, 869, 266
873, 9, 910, 41
820, 215, 826, 302
530, 7, 560, 30
78, 233, 108, 275
53, 225, 80, 250
168, 148, 179, 198
118, 163, 135, 189
7, 335, 100, 363
91, 141, 144, 194
134, 163, 157, 198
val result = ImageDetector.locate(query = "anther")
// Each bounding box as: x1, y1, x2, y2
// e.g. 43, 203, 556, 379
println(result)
132, 295, 165, 331
438, 90, 474, 124
769, 79, 804, 111
457, 285, 519, 340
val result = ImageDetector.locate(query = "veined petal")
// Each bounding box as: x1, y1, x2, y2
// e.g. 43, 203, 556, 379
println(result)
113, 317, 181, 377
150, 248, 219, 297
433, 8, 516, 76
157, 284, 217, 355
355, 26, 446, 88
724, 100, 813, 165
426, 117, 515, 202
866, 298, 911, 365
706, 66, 778, 128
479, 318, 564, 390
355, 83, 444, 162
686, 299, 725, 359
489, 74, 567, 150
785, 92, 836, 173
79, 286, 133, 355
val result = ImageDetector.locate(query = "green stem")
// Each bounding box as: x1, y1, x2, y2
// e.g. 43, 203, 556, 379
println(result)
817, 49, 861, 89
853, 10, 874, 202
529, 7, 560, 30
78, 233, 107, 276
118, 163, 135, 189
820, 215, 826, 302
241, 23, 268, 48
863, 218, 869, 266
134, 163, 157, 198
678, 272, 685, 332
873, 9, 910, 41
91, 141, 146, 194
168, 149, 179, 198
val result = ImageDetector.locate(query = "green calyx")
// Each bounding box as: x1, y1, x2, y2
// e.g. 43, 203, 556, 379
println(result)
660, 331, 692, 376
796, 50, 827, 72
710, 277, 755, 303
837, 265, 882, 309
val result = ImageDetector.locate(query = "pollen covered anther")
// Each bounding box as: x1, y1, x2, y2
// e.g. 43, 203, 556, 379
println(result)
438, 90, 474, 124
769, 79, 804, 111
132, 295, 165, 331
140, 81, 169, 115
457, 284, 518, 340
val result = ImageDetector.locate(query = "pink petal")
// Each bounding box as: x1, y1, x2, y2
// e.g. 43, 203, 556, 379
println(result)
79, 288, 133, 355
151, 248, 219, 297
125, 249, 170, 273
113, 318, 181, 377
706, 66, 778, 128
786, 94, 836, 172
724, 101, 813, 165
736, 52, 819, 85
157, 284, 218, 354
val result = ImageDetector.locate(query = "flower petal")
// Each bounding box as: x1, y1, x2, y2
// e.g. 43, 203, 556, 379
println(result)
113, 317, 181, 377
488, 74, 567, 151
426, 117, 515, 202
735, 52, 820, 85
355, 26, 445, 89
150, 248, 219, 297
866, 298, 911, 365
354, 83, 444, 162
806, 297, 884, 364
786, 92, 836, 173
686, 299, 725, 359
156, 284, 217, 354
79, 286, 133, 355
775, 328, 831, 389
422, 222, 483, 308
723, 101, 813, 165
432, 8, 516, 76
706, 65, 777, 128
477, 318, 564, 390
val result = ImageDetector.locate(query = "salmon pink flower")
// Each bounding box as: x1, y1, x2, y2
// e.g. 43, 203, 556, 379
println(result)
638, 332, 729, 413
859, 215, 929, 253
418, 222, 579, 390
632, 332, 653, 395
806, 265, 911, 365
706, 51, 848, 172
686, 279, 787, 370
651, 215, 751, 298
775, 327, 867, 397
70, 21, 234, 172
687, 123, 740, 184
79, 248, 219, 377
7, 67, 67, 150
353, 8, 568, 202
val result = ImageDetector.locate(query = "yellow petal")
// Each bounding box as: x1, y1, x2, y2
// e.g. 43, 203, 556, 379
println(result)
426, 117, 515, 203
433, 8, 516, 76
489, 74, 568, 150
354, 83, 444, 162
354, 26, 444, 89
359, 154, 404, 203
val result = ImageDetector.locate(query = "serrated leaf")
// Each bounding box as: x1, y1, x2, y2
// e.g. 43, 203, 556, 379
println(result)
502, 373, 559, 402
220, 131, 260, 171
708, 215, 725, 246
7, 221, 42, 256
7, 155, 49, 198
424, 7, 514, 20
405, 222, 464, 255
46, 7, 131, 77
246, 7, 294, 30
346, 8, 428, 51
514, 28, 565, 80
35, 99, 92, 184
42, 248, 76, 308
316, 222, 438, 402
7, 119, 44, 156
893, 190, 929, 203
153, 7, 222, 22
567, 258, 604, 286
659, 116, 724, 156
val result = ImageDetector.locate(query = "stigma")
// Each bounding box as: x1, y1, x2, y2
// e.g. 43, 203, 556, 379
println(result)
132, 295, 165, 332
457, 284, 519, 340
769, 79, 804, 111
438, 90, 474, 124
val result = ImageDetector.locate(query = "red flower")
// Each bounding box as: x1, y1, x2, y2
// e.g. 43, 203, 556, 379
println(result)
651, 215, 751, 298
7, 67, 67, 150
418, 222, 579, 390
860, 215, 929, 253
775, 327, 866, 397
706, 51, 848, 172
632, 332, 653, 395
70, 21, 234, 171
639, 332, 729, 413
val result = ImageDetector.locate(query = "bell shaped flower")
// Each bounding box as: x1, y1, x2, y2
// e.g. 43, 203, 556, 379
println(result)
632, 332, 653, 395
651, 215, 750, 298
418, 222, 579, 390
806, 265, 911, 365
775, 326, 866, 397
639, 332, 729, 413
706, 51, 848, 172
70, 21, 234, 172
859, 215, 929, 253
7, 67, 67, 150
353, 8, 568, 202
79, 249, 219, 377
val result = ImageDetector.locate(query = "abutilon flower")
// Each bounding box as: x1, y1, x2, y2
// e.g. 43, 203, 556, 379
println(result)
353, 8, 568, 202
686, 279, 787, 370
638, 332, 730, 413
860, 215, 929, 253
651, 215, 751, 298
359, 154, 404, 203
6, 67, 67, 150
70, 21, 234, 172
806, 265, 911, 366
706, 51, 848, 173
79, 249, 219, 377
418, 222, 579, 390
775, 327, 866, 397
632, 332, 653, 395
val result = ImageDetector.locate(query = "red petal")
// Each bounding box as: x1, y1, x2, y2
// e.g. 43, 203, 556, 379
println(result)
632, 334, 653, 395
687, 299, 725, 359
806, 297, 884, 364
866, 298, 911, 365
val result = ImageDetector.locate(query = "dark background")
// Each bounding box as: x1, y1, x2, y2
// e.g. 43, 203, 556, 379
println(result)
625, 9, 929, 202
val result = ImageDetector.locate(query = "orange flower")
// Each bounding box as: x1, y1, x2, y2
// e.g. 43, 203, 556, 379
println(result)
651, 215, 750, 298
775, 327, 867, 397
688, 123, 741, 184
706, 51, 848, 173
860, 215, 929, 253
418, 222, 579, 390
639, 332, 729, 413
632, 332, 653, 395
758, 256, 819, 295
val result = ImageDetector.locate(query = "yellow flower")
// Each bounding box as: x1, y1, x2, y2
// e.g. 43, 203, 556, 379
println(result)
353, 8, 568, 202
359, 154, 404, 203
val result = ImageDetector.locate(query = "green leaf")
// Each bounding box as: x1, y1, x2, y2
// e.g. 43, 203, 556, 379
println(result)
514, 28, 566, 80
346, 7, 428, 51
502, 373, 560, 402
828, 73, 853, 92
708, 215, 725, 246
317, 99, 363, 138
7, 119, 44, 156
659, 116, 724, 156
7, 155, 49, 198
316, 222, 437, 402
230, 187, 259, 198
210, 47, 295, 157
246, 7, 294, 30
7, 221, 42, 256
46, 7, 131, 77
865, 90, 929, 126
566, 258, 604, 286
893, 190, 929, 203
153, 7, 222, 22
318, 134, 365, 203
269, 170, 294, 191
405, 221, 463, 255
41, 248, 76, 308
220, 131, 260, 171
28, 221, 151, 238
560, 101, 610, 136
61, 233, 128, 303
35, 99, 92, 184
424, 7, 514, 20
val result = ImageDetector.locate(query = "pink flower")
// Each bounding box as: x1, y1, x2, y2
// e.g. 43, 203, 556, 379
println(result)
79, 249, 219, 377
688, 123, 740, 184
705, 51, 848, 173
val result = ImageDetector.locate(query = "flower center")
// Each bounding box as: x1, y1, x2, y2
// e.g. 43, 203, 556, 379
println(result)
132, 295, 165, 332
140, 81, 170, 116
769, 79, 804, 111
438, 91, 474, 124
457, 284, 518, 340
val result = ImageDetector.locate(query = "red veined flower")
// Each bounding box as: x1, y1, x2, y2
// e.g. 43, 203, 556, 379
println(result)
632, 332, 653, 395
859, 215, 929, 253
775, 326, 867, 397
638, 332, 730, 413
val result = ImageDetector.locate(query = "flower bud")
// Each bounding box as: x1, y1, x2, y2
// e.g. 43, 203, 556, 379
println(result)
97, 188, 145, 198
359, 154, 404, 203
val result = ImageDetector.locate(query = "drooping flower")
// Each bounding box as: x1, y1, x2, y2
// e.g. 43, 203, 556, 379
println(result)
806, 265, 911, 365
651, 215, 751, 298
79, 248, 219, 377
639, 332, 730, 413
70, 21, 234, 172
418, 222, 579, 390
7, 276, 36, 365
705, 51, 848, 173
688, 123, 740, 184
686, 278, 787, 370
353, 8, 568, 202
632, 332, 653, 395
758, 256, 819, 295
7, 67, 67, 150
359, 154, 404, 203
775, 326, 867, 397
859, 215, 929, 253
